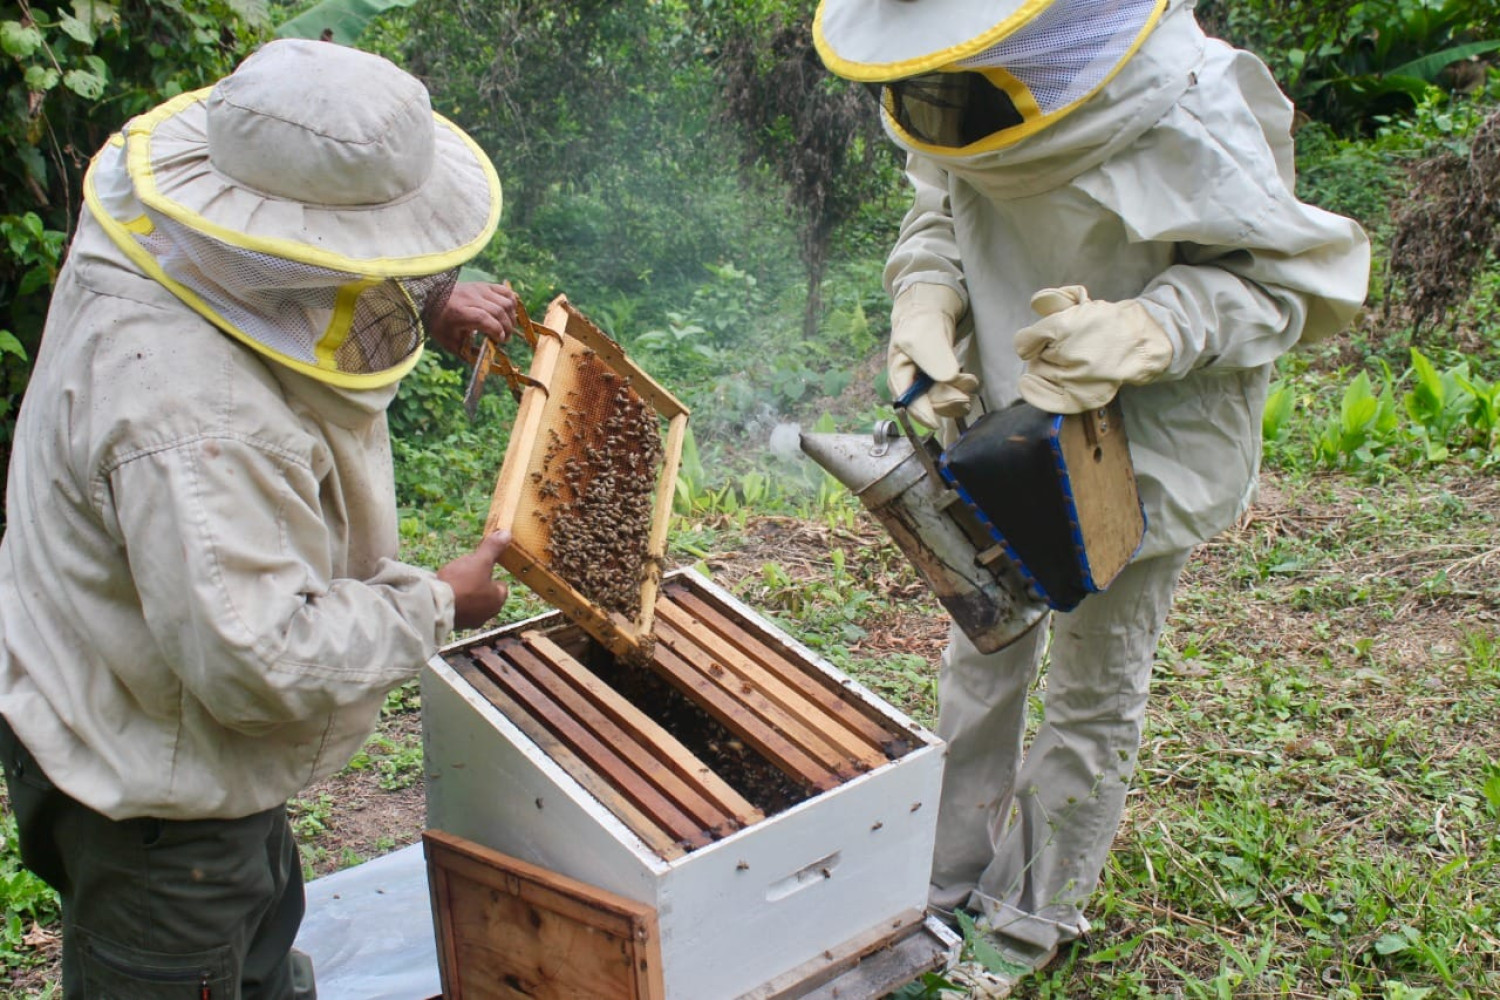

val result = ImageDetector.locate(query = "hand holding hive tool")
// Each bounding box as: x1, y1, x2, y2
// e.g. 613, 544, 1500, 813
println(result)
457, 292, 549, 420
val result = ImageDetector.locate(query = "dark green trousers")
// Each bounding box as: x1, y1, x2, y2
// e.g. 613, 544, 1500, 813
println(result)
1, 717, 315, 999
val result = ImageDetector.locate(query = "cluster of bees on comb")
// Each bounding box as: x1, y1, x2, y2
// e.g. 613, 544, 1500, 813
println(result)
534, 350, 664, 620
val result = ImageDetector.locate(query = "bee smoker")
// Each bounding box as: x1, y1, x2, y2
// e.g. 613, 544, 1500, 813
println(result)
799, 416, 1048, 653
801, 394, 1146, 654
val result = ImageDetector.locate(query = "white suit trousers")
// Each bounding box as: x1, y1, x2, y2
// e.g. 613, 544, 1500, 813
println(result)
929, 550, 1190, 950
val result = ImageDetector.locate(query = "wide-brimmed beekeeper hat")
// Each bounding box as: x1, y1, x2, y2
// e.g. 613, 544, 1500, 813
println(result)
813, 0, 1167, 152
84, 38, 502, 388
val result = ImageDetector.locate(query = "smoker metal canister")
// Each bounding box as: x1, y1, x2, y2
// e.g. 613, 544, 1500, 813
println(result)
800, 425, 1046, 653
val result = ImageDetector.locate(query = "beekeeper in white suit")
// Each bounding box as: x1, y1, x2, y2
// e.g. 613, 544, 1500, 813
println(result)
814, 0, 1369, 993
0, 39, 520, 999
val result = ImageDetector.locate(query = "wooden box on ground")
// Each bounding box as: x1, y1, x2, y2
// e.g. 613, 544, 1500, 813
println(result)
423, 569, 948, 1000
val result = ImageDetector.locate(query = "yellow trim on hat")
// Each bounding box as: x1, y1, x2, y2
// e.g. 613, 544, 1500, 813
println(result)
121, 89, 502, 279
84, 148, 424, 390
880, 0, 1167, 155
814, 0, 1055, 82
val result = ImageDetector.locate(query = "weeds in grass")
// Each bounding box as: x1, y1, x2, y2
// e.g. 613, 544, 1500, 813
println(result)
346, 734, 426, 792
1270, 348, 1500, 475
288, 793, 335, 841
0, 810, 56, 974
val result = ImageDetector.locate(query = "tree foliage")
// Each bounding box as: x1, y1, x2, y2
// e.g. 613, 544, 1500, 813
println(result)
402, 0, 790, 304
706, 1, 897, 339
275, 0, 417, 44
406, 2, 694, 230
1, 0, 268, 518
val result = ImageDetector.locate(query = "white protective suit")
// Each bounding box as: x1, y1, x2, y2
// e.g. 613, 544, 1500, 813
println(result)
855, 0, 1370, 952
0, 39, 505, 826
0, 211, 457, 822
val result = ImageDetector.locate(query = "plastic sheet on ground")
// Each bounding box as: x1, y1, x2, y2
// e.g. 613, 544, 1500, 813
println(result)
293, 842, 440, 1000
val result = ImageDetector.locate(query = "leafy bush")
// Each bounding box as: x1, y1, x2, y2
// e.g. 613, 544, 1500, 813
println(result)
1200, 0, 1500, 134
387, 350, 515, 536
0, 808, 58, 970
1383, 105, 1500, 336
1314, 368, 1404, 471
1295, 122, 1405, 232
1267, 348, 1500, 474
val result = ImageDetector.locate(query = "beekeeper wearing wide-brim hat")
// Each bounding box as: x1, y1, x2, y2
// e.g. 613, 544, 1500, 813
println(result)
816, 0, 1370, 993
0, 39, 515, 999
86, 36, 505, 388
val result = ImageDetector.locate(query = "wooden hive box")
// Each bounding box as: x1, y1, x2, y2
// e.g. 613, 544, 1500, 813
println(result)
423, 569, 948, 1000
425, 830, 666, 1000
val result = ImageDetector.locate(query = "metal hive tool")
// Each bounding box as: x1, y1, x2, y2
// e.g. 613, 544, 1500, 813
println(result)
482, 295, 689, 662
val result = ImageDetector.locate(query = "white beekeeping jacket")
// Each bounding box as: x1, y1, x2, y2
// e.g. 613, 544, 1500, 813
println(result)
879, 0, 1370, 555
0, 215, 457, 821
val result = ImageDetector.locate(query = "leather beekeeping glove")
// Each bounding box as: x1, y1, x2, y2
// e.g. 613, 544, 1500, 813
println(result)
888, 283, 979, 430
1014, 285, 1173, 414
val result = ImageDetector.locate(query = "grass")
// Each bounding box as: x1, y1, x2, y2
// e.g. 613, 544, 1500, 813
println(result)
683, 416, 1500, 998
805, 466, 1499, 999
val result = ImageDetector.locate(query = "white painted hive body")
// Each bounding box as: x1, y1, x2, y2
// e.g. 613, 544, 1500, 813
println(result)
423, 569, 945, 1000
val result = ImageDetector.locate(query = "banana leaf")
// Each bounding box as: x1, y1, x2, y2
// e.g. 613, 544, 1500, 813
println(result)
275, 0, 421, 45
1386, 39, 1500, 83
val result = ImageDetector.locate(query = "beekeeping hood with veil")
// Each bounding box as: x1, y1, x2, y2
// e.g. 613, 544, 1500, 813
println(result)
0, 39, 505, 822
813, 0, 1370, 557
814, 0, 1170, 153
84, 37, 502, 390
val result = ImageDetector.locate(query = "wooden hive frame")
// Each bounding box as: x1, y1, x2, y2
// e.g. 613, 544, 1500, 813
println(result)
440, 571, 918, 860
483, 295, 688, 661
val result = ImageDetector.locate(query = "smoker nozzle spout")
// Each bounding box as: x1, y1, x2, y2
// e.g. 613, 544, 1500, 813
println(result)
797, 427, 912, 497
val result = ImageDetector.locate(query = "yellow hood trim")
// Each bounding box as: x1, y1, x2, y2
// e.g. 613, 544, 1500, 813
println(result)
814, 0, 1056, 83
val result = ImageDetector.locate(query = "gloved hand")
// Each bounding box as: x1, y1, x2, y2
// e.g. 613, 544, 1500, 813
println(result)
888, 283, 979, 429
1014, 285, 1173, 414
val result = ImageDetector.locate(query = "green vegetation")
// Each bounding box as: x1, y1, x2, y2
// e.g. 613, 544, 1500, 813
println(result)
4, 0, 1500, 996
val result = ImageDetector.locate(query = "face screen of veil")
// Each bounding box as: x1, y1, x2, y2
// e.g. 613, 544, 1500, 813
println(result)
883, 72, 1023, 148
847, 0, 1164, 152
